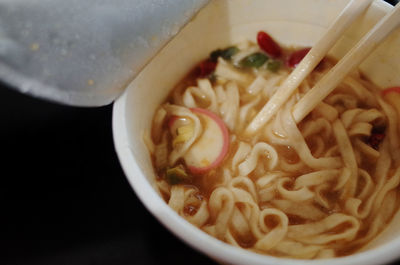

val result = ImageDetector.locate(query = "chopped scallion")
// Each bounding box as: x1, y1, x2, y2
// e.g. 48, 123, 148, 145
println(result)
173, 124, 194, 147
166, 165, 190, 185
267, 60, 281, 72
240, 52, 269, 68
210, 46, 239, 61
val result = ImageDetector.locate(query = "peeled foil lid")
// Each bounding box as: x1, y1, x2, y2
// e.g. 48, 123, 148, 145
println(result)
0, 0, 209, 106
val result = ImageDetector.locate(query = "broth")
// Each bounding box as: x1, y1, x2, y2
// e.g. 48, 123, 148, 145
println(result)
147, 32, 400, 259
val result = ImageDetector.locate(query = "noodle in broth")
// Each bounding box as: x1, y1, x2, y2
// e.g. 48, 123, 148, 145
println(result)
147, 33, 400, 259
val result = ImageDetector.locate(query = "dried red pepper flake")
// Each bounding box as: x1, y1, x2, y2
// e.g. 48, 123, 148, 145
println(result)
257, 31, 282, 58
196, 59, 217, 78
287, 47, 311, 68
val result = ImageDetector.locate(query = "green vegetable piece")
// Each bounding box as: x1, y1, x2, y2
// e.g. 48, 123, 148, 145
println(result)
220, 46, 239, 60
166, 166, 190, 185
210, 46, 239, 62
267, 60, 281, 72
240, 52, 269, 68
210, 49, 223, 62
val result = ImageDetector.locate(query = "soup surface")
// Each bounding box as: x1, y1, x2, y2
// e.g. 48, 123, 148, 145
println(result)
146, 31, 400, 259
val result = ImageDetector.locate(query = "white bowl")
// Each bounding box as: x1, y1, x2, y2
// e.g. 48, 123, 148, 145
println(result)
112, 0, 400, 264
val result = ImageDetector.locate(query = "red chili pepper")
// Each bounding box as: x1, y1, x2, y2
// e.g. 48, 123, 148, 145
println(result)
287, 47, 311, 68
368, 133, 385, 150
196, 59, 217, 77
381, 87, 400, 96
257, 31, 282, 58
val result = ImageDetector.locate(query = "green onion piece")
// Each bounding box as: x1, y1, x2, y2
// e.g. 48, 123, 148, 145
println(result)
210, 46, 239, 62
166, 166, 190, 185
220, 46, 239, 60
210, 49, 223, 62
267, 60, 281, 72
240, 52, 269, 68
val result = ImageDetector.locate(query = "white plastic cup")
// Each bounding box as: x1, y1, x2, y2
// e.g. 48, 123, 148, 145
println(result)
113, 1, 400, 264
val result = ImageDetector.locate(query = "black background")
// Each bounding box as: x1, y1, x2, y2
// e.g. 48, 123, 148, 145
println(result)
0, 84, 217, 265
1, 1, 399, 264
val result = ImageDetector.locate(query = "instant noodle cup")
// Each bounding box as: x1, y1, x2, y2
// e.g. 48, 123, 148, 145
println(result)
113, 0, 400, 264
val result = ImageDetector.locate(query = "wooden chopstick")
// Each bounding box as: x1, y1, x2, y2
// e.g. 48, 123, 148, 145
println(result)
244, 0, 374, 135
292, 2, 400, 123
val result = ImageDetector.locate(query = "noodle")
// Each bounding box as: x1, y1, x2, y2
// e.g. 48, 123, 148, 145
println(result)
147, 35, 400, 259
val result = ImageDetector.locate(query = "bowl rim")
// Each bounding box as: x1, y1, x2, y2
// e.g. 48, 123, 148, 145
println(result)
112, 0, 400, 264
